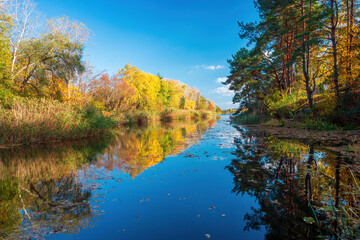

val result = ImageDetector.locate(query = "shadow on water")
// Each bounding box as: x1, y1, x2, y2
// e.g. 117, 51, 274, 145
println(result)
0, 117, 218, 239
226, 125, 360, 239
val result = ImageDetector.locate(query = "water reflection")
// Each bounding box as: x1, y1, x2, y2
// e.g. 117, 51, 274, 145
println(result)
94, 119, 217, 178
0, 138, 112, 239
227, 126, 360, 239
0, 117, 218, 239
3, 116, 357, 240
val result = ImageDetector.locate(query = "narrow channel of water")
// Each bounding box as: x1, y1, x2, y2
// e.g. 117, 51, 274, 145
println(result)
1, 115, 359, 239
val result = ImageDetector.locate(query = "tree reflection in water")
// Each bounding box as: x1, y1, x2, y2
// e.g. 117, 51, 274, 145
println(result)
0, 118, 218, 239
0, 137, 114, 239
93, 119, 217, 178
226, 126, 360, 239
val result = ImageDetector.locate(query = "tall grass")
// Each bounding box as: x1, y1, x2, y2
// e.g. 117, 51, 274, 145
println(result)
117, 108, 212, 125
160, 108, 210, 122
0, 98, 117, 146
301, 119, 341, 130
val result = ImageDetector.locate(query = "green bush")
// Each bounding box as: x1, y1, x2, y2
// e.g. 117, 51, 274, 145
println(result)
0, 85, 16, 108
266, 89, 307, 118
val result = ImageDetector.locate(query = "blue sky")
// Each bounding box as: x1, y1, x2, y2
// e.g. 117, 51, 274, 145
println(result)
35, 0, 258, 109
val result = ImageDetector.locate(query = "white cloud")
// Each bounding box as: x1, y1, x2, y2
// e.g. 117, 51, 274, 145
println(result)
205, 65, 225, 70
212, 86, 233, 96
193, 65, 225, 71
216, 77, 227, 83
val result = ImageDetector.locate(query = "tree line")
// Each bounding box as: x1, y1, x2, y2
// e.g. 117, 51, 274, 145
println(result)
0, 0, 218, 114
226, 0, 360, 126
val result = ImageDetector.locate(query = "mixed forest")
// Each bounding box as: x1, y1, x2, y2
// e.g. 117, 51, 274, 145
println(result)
226, 0, 360, 129
0, 0, 219, 146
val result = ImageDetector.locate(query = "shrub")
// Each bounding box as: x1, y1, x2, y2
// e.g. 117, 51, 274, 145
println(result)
160, 108, 176, 122
0, 85, 16, 108
312, 93, 337, 119
266, 89, 307, 118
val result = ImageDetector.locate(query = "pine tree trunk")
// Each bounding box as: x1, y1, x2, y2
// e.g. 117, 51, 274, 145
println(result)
330, 0, 340, 102
301, 0, 313, 110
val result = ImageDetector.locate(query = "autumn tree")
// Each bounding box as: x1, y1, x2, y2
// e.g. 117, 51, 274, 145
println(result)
296, 0, 326, 110
319, 0, 341, 101
337, 0, 359, 89
0, 6, 11, 84
89, 73, 137, 112
228, 0, 360, 124
3, 0, 42, 77
13, 33, 84, 97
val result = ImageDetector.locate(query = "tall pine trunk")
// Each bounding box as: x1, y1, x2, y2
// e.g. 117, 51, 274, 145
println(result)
346, 0, 354, 88
330, 0, 340, 102
301, 0, 313, 110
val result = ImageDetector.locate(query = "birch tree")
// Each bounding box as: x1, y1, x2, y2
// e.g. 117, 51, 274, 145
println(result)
3, 0, 42, 78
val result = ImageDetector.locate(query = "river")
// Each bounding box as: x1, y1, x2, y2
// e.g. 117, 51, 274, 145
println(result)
0, 115, 359, 239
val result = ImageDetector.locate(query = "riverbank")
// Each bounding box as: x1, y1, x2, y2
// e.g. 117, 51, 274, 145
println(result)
115, 108, 212, 125
0, 98, 214, 147
238, 123, 360, 159
0, 98, 118, 147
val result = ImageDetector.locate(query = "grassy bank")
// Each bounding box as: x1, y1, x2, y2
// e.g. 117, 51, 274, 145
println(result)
231, 89, 360, 131
115, 108, 212, 125
232, 112, 359, 131
0, 98, 213, 147
0, 98, 117, 146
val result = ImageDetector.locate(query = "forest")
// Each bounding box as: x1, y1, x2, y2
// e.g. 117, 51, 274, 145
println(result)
226, 0, 360, 129
0, 0, 220, 146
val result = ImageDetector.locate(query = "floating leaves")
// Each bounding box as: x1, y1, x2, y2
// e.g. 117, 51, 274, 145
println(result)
139, 197, 150, 203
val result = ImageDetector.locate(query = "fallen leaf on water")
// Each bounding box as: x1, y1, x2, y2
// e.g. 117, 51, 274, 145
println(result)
221, 214, 226, 217
209, 206, 216, 209
205, 234, 211, 239
140, 197, 150, 202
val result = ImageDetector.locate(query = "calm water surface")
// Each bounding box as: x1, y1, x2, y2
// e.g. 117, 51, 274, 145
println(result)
1, 115, 359, 239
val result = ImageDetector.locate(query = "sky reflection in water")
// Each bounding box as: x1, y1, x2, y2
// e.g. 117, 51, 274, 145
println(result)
1, 115, 358, 239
